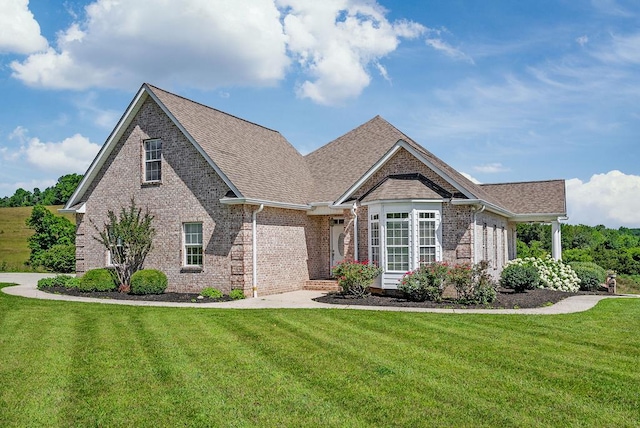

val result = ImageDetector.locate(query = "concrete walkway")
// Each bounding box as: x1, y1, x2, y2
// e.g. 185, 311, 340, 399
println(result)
1, 273, 637, 314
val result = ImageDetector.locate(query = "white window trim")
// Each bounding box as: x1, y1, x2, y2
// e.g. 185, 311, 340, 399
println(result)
368, 202, 442, 278
183, 222, 203, 267
369, 214, 380, 266
144, 138, 162, 183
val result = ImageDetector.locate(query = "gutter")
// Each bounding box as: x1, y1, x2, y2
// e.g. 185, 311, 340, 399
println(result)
252, 204, 264, 298
220, 197, 309, 211
351, 202, 358, 261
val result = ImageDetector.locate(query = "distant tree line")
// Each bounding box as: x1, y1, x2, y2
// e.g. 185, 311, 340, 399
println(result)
0, 174, 83, 207
517, 223, 640, 276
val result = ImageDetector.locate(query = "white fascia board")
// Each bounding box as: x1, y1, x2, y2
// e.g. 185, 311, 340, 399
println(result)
64, 86, 149, 210
220, 197, 310, 211
334, 144, 402, 205
144, 86, 243, 199
511, 214, 568, 223
398, 141, 474, 199
360, 198, 447, 207
58, 202, 86, 214
450, 198, 514, 217
308, 202, 348, 215
334, 139, 476, 206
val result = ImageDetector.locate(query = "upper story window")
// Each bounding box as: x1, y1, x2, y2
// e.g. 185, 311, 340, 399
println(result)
144, 139, 162, 182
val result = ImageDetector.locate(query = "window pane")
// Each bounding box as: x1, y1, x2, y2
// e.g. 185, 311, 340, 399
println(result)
144, 139, 162, 182
184, 223, 203, 266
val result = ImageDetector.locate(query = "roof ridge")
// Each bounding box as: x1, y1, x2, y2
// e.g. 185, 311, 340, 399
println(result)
304, 115, 389, 158
144, 83, 280, 134
480, 179, 565, 186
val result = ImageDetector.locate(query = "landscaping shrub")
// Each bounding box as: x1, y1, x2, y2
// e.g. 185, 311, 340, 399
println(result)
130, 269, 168, 295
37, 275, 79, 289
500, 263, 540, 293
569, 262, 606, 291
78, 268, 117, 292
505, 257, 580, 292
332, 260, 383, 298
399, 262, 448, 302
449, 261, 497, 304
200, 287, 223, 299
34, 244, 76, 273
229, 289, 245, 300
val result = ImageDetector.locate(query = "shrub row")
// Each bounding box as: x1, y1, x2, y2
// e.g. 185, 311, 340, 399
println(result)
501, 257, 580, 292
399, 261, 497, 304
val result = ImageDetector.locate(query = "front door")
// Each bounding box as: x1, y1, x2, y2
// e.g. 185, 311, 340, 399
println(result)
330, 218, 346, 268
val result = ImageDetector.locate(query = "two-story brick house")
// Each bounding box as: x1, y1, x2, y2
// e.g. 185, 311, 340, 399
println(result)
62, 83, 567, 296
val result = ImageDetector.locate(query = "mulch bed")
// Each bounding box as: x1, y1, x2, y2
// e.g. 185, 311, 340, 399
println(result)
42, 286, 609, 308
314, 288, 609, 309
41, 286, 233, 303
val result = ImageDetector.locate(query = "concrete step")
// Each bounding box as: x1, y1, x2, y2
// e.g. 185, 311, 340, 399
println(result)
303, 279, 340, 292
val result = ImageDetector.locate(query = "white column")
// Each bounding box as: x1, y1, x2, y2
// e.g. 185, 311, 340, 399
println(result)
551, 220, 562, 260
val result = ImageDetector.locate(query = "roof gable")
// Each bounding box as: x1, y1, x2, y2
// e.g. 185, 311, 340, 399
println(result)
65, 84, 314, 210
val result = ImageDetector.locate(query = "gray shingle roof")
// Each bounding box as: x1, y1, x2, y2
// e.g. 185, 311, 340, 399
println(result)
148, 84, 314, 205
146, 86, 566, 217
480, 180, 567, 215
304, 116, 508, 209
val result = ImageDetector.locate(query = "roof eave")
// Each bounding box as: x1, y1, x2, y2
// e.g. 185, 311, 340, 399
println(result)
220, 197, 310, 211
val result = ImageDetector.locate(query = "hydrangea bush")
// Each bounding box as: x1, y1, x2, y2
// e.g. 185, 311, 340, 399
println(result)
505, 256, 580, 292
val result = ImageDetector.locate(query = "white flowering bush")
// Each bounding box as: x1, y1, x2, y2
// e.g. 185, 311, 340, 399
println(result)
505, 256, 580, 292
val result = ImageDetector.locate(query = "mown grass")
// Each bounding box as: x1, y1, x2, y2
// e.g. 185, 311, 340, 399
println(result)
0, 206, 73, 271
0, 284, 638, 427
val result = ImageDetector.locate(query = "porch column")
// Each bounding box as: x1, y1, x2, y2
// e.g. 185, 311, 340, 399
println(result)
551, 220, 562, 260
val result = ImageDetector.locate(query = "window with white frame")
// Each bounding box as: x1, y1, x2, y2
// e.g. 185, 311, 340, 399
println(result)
418, 212, 437, 265
144, 139, 162, 182
386, 212, 410, 272
183, 223, 203, 267
370, 214, 380, 265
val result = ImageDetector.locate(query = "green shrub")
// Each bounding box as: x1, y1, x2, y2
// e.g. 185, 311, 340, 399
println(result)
569, 262, 607, 291
78, 269, 117, 292
399, 262, 448, 302
130, 269, 168, 295
32, 244, 76, 273
37, 274, 79, 290
229, 289, 245, 300
500, 263, 540, 293
569, 262, 606, 291
331, 260, 383, 298
200, 287, 223, 299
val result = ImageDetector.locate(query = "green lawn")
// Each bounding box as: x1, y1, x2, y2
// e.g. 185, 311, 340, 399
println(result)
0, 206, 73, 271
1, 285, 638, 427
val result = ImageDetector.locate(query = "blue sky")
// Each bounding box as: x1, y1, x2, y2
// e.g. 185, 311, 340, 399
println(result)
1, 0, 639, 228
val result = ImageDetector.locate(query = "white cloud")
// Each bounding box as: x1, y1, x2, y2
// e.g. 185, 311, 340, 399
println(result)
5, 127, 100, 174
460, 172, 481, 184
11, 0, 427, 105
281, 1, 426, 105
426, 37, 474, 64
566, 170, 640, 228
473, 163, 510, 173
24, 134, 100, 174
11, 0, 289, 90
576, 35, 589, 46
0, 0, 48, 54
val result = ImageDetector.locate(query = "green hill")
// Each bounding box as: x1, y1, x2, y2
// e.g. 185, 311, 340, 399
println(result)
0, 206, 74, 272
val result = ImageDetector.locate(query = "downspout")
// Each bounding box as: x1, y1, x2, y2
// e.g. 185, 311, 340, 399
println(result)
473, 203, 486, 264
252, 204, 264, 298
351, 202, 358, 261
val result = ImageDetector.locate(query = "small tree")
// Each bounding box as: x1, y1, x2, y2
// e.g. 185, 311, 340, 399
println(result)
94, 199, 155, 292
26, 205, 76, 272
